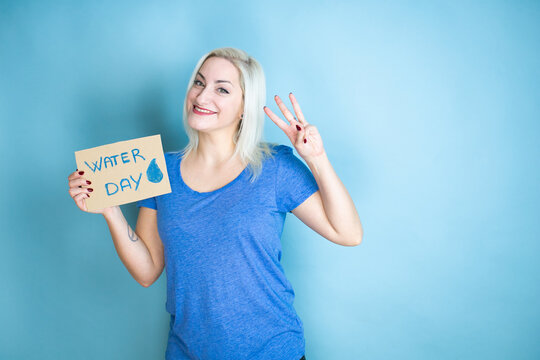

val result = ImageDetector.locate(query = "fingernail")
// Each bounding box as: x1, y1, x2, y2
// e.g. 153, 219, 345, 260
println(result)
78, 171, 84, 175
304, 138, 307, 143
86, 180, 91, 185
88, 188, 93, 192
296, 125, 301, 131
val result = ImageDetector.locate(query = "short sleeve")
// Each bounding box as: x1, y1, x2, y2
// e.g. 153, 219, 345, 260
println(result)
275, 145, 319, 213
137, 196, 157, 210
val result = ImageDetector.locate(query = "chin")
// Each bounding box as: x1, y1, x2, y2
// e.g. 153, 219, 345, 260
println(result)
187, 119, 211, 132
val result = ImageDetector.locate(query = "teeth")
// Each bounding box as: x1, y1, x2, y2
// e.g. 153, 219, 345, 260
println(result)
195, 106, 215, 114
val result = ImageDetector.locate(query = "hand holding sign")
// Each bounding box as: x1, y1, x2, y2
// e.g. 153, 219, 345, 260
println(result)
68, 169, 105, 214
70, 134, 171, 212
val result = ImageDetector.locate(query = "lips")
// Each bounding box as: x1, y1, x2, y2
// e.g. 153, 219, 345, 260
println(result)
193, 105, 217, 115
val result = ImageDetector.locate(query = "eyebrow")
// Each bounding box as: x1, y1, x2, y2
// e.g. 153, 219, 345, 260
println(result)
197, 72, 233, 85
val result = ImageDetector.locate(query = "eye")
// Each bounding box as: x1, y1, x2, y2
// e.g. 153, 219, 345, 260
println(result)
218, 88, 229, 94
193, 79, 204, 87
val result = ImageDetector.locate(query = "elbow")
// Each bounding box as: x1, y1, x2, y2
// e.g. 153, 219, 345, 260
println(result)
344, 229, 363, 247
340, 220, 363, 247
140, 276, 156, 288
355, 229, 364, 246
333, 234, 362, 247
140, 266, 163, 287
140, 280, 152, 288
353, 224, 364, 246
329, 221, 364, 247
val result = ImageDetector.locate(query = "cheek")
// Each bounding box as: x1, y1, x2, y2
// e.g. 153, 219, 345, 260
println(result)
222, 97, 243, 115
186, 88, 196, 102
222, 102, 241, 118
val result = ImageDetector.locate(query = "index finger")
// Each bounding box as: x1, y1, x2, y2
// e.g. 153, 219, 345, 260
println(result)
263, 106, 289, 132
68, 170, 84, 181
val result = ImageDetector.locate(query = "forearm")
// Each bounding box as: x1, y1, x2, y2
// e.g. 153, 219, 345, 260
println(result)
102, 206, 157, 287
305, 152, 363, 245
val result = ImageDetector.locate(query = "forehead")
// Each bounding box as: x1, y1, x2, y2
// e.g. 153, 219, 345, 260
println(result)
198, 57, 240, 85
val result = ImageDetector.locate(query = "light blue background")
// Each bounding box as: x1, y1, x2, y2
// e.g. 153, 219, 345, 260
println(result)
1, 1, 539, 359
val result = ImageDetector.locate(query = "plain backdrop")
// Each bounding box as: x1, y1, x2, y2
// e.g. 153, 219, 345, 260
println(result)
1, 1, 539, 359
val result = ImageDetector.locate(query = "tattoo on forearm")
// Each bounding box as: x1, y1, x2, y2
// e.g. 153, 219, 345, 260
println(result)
126, 222, 139, 242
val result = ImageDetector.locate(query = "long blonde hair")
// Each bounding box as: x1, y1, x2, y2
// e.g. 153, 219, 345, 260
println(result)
181, 47, 276, 182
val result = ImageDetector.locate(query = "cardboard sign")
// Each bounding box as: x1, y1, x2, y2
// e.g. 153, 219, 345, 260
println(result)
74, 134, 171, 211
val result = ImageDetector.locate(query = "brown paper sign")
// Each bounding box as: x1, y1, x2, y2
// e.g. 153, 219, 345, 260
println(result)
74, 134, 171, 211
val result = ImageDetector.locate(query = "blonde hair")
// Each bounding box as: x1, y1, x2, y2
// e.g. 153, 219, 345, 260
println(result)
181, 47, 276, 182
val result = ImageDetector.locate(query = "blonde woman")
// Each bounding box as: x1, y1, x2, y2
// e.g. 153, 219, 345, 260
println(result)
67, 47, 363, 360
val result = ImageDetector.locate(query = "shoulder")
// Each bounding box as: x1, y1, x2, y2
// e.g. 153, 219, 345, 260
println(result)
158, 151, 182, 173
260, 143, 297, 170
270, 143, 293, 154
164, 151, 182, 164
264, 144, 309, 174
267, 143, 295, 160
165, 150, 182, 158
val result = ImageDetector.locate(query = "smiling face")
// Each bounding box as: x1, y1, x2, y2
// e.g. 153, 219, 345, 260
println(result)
186, 56, 244, 136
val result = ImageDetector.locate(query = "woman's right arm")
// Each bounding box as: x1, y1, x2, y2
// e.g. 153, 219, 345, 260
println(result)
68, 170, 164, 287
103, 206, 165, 287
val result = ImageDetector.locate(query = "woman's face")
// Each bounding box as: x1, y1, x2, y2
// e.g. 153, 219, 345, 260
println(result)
186, 57, 244, 136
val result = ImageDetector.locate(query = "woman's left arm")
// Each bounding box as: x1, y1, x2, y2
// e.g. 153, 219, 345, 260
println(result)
264, 93, 363, 247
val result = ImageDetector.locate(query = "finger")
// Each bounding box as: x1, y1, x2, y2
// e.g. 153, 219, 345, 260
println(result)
68, 170, 86, 181
73, 192, 89, 212
69, 177, 92, 189
274, 95, 297, 124
289, 93, 308, 125
264, 106, 290, 133
69, 186, 94, 198
74, 191, 90, 201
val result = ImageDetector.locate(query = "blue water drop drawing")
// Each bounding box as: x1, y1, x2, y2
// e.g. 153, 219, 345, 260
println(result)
146, 158, 163, 183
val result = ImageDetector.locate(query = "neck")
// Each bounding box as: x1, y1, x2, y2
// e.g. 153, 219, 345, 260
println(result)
192, 130, 238, 167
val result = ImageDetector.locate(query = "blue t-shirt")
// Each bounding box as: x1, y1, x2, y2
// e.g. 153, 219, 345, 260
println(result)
137, 144, 319, 360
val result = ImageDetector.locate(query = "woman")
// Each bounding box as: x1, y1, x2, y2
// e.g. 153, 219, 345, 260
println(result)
67, 47, 363, 360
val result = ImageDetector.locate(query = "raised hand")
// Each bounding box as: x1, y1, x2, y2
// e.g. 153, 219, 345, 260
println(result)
264, 93, 325, 162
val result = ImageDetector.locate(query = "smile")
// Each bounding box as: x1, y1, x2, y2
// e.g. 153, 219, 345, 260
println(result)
193, 105, 217, 115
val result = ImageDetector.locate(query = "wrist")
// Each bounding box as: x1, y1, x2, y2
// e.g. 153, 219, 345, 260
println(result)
102, 205, 121, 220
305, 150, 328, 168
304, 151, 329, 177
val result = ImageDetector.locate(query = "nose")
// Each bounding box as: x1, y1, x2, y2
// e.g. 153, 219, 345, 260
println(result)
195, 84, 212, 105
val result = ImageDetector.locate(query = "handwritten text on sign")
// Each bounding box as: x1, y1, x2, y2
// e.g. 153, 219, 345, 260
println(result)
74, 134, 171, 211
